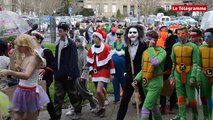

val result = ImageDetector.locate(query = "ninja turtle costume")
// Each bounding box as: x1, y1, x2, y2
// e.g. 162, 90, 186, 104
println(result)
197, 43, 213, 120
170, 42, 198, 120
135, 46, 166, 120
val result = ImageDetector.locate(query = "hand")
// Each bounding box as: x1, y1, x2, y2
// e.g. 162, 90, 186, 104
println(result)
110, 75, 114, 81
170, 78, 175, 86
39, 69, 46, 76
88, 75, 92, 81
189, 80, 195, 86
197, 82, 201, 88
67, 76, 72, 80
8, 49, 16, 59
148, 40, 155, 47
116, 51, 125, 56
80, 78, 84, 82
132, 80, 138, 89
111, 49, 116, 54
0, 69, 11, 77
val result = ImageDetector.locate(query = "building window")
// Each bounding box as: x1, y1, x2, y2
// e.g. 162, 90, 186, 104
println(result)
130, 5, 134, 15
166, 5, 169, 11
123, 5, 127, 15
104, 4, 108, 13
112, 5, 116, 13
87, 5, 91, 8
4, 0, 9, 4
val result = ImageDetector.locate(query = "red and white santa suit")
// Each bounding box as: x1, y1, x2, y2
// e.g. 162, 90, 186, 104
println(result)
87, 42, 115, 83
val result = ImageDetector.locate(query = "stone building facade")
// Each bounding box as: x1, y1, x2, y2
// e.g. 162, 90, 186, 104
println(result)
83, 0, 184, 17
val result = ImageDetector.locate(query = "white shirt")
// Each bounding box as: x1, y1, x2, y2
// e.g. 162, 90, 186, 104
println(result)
19, 69, 40, 87
58, 40, 65, 69
129, 40, 139, 60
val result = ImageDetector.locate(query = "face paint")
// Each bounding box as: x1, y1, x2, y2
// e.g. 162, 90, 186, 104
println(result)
190, 32, 201, 43
128, 28, 139, 42
204, 34, 213, 40
145, 36, 156, 46
177, 32, 187, 37
190, 32, 201, 38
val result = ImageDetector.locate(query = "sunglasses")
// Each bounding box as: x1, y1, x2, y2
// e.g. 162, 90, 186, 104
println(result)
116, 33, 123, 36
129, 31, 137, 34
177, 32, 187, 36
145, 37, 155, 42
204, 34, 213, 39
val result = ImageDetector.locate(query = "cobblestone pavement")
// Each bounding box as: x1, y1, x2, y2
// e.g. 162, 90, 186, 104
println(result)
39, 94, 203, 120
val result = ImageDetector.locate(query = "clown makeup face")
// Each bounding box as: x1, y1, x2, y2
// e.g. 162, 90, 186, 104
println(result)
128, 28, 139, 42
204, 32, 213, 47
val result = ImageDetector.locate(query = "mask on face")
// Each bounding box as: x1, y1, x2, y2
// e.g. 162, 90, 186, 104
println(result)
177, 31, 188, 43
128, 28, 139, 42
205, 34, 213, 47
160, 32, 168, 40
145, 36, 156, 46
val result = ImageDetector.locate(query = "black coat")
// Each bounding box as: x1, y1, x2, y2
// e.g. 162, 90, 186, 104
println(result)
163, 35, 177, 80
54, 38, 80, 80
125, 42, 148, 79
42, 47, 56, 86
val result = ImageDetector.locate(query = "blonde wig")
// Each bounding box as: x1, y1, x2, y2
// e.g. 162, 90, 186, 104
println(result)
14, 34, 38, 70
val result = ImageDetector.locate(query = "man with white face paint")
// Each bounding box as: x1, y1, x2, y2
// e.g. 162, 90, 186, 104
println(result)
117, 25, 152, 120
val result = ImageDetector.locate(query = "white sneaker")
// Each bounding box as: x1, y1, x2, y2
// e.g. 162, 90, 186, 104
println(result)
90, 107, 99, 113
66, 109, 75, 116
104, 99, 109, 106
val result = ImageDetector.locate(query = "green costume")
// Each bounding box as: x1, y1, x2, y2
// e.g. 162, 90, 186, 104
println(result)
135, 47, 166, 120
170, 42, 198, 120
197, 43, 213, 120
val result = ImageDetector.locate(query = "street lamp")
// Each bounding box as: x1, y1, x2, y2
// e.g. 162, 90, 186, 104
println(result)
137, 0, 142, 22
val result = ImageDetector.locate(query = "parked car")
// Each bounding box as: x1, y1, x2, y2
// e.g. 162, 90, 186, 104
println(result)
176, 16, 198, 27
96, 16, 103, 22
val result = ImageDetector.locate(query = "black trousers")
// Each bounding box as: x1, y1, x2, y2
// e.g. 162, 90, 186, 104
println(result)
54, 79, 82, 119
45, 79, 57, 120
116, 76, 152, 120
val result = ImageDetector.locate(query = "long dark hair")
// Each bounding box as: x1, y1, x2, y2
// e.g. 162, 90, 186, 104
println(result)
124, 25, 145, 45
0, 39, 8, 56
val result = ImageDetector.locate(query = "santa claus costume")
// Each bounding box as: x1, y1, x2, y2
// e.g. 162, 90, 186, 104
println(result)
87, 31, 115, 118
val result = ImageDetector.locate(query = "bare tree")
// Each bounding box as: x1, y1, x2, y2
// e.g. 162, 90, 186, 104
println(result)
40, 0, 61, 15
16, 0, 33, 14
17, 0, 61, 15
140, 0, 160, 16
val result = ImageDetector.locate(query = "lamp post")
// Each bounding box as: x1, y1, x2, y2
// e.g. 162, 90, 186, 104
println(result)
50, 10, 56, 43
137, 0, 142, 22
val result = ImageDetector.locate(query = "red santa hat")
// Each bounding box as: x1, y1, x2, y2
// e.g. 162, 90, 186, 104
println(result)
92, 31, 103, 40
97, 29, 107, 39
